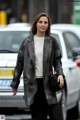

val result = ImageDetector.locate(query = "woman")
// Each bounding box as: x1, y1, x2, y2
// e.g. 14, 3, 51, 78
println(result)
10, 12, 64, 120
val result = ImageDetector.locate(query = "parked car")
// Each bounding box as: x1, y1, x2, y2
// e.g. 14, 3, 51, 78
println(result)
51, 23, 80, 39
51, 29, 80, 120
7, 22, 31, 28
51, 24, 80, 67
0, 26, 31, 108
0, 27, 80, 120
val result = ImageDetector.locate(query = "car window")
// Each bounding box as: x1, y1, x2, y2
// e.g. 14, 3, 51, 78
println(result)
63, 32, 80, 58
51, 33, 63, 56
0, 31, 30, 53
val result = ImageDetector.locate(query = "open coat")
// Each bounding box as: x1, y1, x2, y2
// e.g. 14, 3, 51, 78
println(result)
10, 34, 64, 107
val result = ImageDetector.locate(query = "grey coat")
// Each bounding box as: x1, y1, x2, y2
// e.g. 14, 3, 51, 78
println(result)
10, 34, 64, 108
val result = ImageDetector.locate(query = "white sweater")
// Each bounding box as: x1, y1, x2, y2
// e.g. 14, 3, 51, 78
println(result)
34, 35, 44, 78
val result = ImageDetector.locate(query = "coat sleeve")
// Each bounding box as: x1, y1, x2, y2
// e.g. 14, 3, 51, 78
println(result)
10, 39, 25, 89
52, 37, 64, 75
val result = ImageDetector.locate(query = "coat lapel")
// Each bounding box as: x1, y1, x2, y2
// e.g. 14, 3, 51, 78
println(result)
43, 36, 52, 73
27, 35, 52, 73
28, 35, 35, 68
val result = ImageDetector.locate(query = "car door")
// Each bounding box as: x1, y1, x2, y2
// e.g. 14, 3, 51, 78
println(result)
62, 31, 80, 104
51, 31, 80, 106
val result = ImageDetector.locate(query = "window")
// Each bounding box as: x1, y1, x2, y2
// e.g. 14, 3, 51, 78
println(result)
63, 31, 80, 58
0, 31, 29, 53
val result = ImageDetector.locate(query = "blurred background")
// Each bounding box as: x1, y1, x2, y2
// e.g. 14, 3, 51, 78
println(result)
0, 0, 79, 25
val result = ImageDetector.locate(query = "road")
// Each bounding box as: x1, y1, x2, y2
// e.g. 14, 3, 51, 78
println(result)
0, 107, 80, 120
0, 108, 31, 120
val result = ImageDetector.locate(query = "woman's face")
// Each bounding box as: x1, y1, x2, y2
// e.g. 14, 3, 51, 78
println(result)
36, 16, 48, 34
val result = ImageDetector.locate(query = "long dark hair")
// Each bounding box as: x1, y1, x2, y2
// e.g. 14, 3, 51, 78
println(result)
30, 13, 51, 36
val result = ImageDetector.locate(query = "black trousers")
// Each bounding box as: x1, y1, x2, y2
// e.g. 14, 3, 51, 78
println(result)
30, 78, 63, 120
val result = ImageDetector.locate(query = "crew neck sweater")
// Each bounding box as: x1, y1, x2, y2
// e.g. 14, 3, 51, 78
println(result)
34, 35, 44, 78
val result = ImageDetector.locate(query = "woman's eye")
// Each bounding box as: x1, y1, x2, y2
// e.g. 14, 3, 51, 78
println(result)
39, 21, 42, 23
44, 21, 48, 24
38, 21, 48, 24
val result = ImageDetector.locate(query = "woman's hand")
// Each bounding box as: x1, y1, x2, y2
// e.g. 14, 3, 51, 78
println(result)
58, 75, 64, 88
12, 88, 17, 96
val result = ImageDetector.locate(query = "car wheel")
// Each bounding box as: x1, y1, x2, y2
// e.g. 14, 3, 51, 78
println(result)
60, 89, 67, 120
